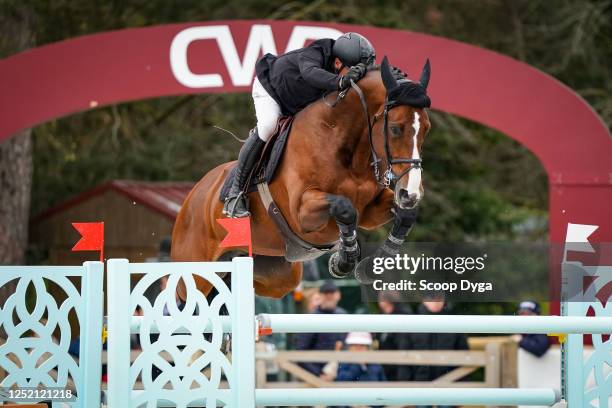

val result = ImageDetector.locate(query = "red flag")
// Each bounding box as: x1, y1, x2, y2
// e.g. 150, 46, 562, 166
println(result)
217, 217, 252, 257
72, 222, 105, 262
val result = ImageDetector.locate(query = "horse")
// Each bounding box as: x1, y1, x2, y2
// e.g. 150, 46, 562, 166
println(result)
171, 56, 431, 299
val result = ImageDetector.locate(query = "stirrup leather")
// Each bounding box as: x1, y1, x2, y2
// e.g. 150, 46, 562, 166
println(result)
223, 191, 250, 218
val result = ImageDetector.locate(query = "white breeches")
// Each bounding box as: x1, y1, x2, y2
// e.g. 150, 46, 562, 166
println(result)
252, 77, 282, 142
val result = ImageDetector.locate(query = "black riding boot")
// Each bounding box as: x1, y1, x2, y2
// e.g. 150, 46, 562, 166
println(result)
223, 128, 265, 218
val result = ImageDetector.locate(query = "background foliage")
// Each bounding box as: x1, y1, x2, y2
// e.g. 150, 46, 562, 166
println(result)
3, 0, 610, 243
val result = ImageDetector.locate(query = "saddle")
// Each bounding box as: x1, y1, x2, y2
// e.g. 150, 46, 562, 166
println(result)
220, 116, 294, 199
219, 117, 337, 262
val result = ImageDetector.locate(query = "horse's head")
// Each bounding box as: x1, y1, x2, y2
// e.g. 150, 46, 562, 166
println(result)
374, 56, 431, 209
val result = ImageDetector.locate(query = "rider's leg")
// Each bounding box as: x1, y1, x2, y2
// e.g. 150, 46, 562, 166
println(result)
223, 128, 265, 217
252, 77, 282, 142
223, 78, 281, 218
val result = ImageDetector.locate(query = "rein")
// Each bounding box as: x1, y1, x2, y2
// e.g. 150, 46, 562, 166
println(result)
348, 81, 382, 184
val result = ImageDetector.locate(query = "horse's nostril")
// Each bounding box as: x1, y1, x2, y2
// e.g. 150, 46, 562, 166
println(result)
398, 190, 418, 207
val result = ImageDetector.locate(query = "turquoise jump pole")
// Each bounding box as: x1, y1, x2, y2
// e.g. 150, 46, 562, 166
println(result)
258, 313, 612, 334
128, 313, 612, 335
255, 388, 560, 406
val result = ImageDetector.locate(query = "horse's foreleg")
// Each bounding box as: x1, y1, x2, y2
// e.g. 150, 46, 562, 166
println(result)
378, 205, 418, 257
296, 190, 360, 278
360, 188, 418, 255
326, 194, 361, 278
354, 188, 418, 284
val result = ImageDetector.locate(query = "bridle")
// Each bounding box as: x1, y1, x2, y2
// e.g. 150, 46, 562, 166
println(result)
348, 80, 423, 187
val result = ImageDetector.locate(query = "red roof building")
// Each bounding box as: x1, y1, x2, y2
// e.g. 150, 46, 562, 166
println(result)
30, 180, 193, 264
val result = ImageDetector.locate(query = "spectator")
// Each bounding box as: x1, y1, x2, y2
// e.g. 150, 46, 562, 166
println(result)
334, 332, 386, 408
376, 290, 413, 381
301, 287, 322, 313
399, 293, 469, 408
294, 280, 346, 378
512, 300, 550, 357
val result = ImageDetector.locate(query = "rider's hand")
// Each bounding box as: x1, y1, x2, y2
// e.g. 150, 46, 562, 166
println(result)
339, 63, 368, 90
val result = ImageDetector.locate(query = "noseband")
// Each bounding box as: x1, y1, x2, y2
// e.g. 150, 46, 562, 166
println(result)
349, 80, 423, 187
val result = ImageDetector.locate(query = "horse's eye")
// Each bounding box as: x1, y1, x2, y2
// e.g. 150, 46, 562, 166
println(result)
390, 125, 401, 136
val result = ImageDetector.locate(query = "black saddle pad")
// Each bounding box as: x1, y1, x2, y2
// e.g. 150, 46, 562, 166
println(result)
219, 116, 294, 202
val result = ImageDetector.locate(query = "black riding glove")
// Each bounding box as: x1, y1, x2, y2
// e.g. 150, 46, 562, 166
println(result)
339, 63, 367, 90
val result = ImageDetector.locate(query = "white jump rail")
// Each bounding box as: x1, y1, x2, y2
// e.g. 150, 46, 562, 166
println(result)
126, 314, 612, 335
104, 258, 611, 408
255, 387, 561, 406
256, 313, 612, 335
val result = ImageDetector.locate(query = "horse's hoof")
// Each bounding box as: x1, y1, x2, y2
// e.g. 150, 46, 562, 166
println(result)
354, 256, 376, 284
328, 252, 353, 278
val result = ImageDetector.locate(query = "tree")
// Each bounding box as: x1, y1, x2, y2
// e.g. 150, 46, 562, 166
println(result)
0, 4, 34, 266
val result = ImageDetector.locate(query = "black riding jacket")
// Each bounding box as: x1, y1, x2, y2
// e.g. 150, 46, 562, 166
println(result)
255, 39, 340, 116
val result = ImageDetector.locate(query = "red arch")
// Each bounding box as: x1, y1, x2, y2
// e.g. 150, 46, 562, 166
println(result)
1, 20, 610, 247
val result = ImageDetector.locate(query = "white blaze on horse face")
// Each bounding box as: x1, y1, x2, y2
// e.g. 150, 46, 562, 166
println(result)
406, 112, 423, 200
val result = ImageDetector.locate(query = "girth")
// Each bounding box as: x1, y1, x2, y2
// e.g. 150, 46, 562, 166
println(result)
257, 182, 337, 262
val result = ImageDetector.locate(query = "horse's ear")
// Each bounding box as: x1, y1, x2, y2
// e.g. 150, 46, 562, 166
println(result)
381, 56, 398, 91
419, 59, 431, 90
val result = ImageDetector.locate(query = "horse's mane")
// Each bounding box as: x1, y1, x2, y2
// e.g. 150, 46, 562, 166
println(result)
367, 63, 410, 82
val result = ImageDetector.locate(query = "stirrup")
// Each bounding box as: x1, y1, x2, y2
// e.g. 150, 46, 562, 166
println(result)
223, 192, 250, 218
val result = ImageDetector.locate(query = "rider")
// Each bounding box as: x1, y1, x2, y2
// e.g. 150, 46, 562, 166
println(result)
223, 32, 376, 218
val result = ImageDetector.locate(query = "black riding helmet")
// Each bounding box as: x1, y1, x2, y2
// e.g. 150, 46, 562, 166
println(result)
333, 32, 376, 67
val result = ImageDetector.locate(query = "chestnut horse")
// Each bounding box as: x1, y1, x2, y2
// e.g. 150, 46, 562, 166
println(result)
171, 57, 431, 299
